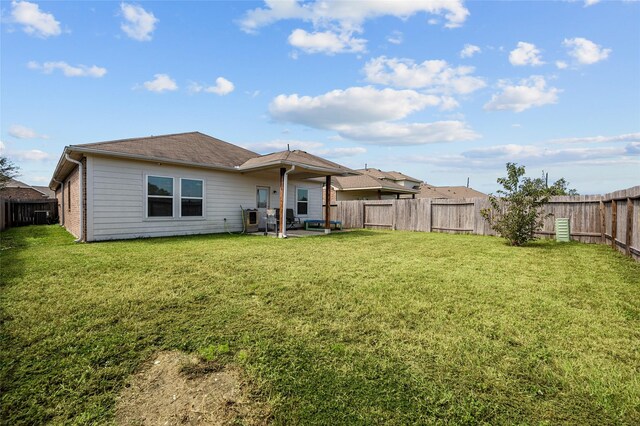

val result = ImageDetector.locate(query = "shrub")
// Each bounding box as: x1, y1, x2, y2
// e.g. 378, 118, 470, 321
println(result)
481, 163, 575, 246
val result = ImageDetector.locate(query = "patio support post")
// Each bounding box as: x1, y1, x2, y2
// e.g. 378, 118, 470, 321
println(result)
325, 175, 331, 233
279, 167, 285, 237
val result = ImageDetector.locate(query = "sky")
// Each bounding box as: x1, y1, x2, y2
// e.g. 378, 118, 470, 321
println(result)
1, 0, 638, 195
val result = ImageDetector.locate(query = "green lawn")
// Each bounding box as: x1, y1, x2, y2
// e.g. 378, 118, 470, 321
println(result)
1, 226, 639, 425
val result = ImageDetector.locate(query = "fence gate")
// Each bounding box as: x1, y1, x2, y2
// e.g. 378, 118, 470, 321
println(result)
363, 203, 394, 229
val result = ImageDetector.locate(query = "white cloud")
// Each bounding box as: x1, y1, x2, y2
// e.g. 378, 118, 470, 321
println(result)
407, 143, 638, 170
242, 139, 325, 153
317, 147, 367, 158
563, 37, 611, 65
460, 44, 481, 58
8, 124, 48, 139
584, 0, 600, 6
120, 3, 158, 41
387, 30, 403, 45
239, 0, 470, 33
555, 60, 568, 69
484, 76, 560, 113
8, 149, 51, 162
550, 132, 640, 145
336, 121, 480, 145
10, 1, 61, 38
270, 86, 441, 128
509, 42, 544, 66
141, 74, 177, 92
288, 28, 366, 54
363, 56, 486, 95
189, 77, 235, 95
28, 61, 107, 78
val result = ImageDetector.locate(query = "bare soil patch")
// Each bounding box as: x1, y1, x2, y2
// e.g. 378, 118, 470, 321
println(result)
115, 351, 269, 425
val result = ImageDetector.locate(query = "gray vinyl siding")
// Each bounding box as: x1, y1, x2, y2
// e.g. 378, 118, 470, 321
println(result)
88, 155, 323, 241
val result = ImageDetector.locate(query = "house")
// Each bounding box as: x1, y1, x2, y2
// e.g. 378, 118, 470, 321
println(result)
355, 168, 423, 190
322, 167, 421, 205
48, 132, 354, 242
417, 184, 487, 199
0, 178, 54, 200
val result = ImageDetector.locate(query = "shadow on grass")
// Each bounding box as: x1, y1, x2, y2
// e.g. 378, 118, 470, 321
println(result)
0, 225, 75, 284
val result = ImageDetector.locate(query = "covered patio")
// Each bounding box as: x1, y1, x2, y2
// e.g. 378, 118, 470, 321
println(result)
238, 149, 355, 238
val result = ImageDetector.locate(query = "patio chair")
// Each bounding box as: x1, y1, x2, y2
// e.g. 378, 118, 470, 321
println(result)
275, 208, 301, 229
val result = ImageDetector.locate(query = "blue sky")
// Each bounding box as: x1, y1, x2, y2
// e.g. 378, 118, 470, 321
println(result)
1, 0, 638, 194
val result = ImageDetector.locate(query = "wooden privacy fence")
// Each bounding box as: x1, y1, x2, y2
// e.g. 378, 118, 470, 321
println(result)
0, 198, 59, 230
334, 185, 640, 261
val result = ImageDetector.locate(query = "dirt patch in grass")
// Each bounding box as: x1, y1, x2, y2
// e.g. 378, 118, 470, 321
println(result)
115, 351, 269, 425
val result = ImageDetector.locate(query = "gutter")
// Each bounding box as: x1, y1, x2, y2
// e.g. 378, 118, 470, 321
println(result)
280, 165, 295, 238
64, 154, 83, 243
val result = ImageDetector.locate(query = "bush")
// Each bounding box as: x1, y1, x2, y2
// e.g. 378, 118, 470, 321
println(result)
481, 163, 575, 246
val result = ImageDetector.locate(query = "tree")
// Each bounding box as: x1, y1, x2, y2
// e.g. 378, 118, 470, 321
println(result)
481, 163, 574, 246
0, 156, 20, 190
541, 171, 578, 196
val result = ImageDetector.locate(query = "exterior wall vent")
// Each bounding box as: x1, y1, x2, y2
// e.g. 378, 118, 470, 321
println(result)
555, 218, 570, 242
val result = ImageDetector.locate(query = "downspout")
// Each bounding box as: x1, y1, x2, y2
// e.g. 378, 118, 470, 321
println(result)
52, 178, 64, 225
65, 154, 83, 242
280, 165, 296, 238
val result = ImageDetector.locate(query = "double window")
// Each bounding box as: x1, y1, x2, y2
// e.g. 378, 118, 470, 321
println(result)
147, 175, 204, 218
296, 188, 308, 215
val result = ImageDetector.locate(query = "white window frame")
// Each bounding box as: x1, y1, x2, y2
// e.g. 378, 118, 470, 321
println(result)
296, 187, 309, 217
146, 174, 175, 219
256, 186, 270, 209
179, 178, 205, 218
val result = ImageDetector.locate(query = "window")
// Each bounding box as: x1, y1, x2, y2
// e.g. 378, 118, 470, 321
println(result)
180, 179, 203, 217
296, 188, 308, 215
256, 186, 269, 209
147, 176, 174, 217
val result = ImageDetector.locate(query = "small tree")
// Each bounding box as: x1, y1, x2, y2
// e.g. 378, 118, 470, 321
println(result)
481, 163, 574, 246
0, 156, 20, 190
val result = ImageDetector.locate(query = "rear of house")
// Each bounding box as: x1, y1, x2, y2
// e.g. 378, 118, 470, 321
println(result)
50, 132, 353, 242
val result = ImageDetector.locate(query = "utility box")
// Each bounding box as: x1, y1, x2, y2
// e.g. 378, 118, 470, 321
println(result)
555, 218, 570, 242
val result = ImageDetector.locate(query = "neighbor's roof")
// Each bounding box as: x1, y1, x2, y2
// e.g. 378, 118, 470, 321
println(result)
4, 178, 33, 188
33, 185, 56, 198
332, 175, 418, 193
356, 168, 422, 183
239, 149, 355, 175
417, 184, 487, 199
69, 131, 258, 169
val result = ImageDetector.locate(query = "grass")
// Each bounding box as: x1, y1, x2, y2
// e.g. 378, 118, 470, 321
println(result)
1, 225, 639, 425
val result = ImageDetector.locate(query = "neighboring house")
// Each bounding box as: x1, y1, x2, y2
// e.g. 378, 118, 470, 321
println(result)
326, 174, 419, 203
0, 178, 53, 200
356, 168, 423, 190
48, 132, 354, 242
322, 167, 421, 204
417, 184, 487, 199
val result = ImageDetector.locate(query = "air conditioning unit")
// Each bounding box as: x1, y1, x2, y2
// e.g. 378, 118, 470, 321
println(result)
244, 208, 258, 233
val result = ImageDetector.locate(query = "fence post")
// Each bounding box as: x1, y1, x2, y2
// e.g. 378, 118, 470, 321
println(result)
426, 199, 432, 233
362, 202, 366, 229
599, 200, 605, 243
611, 200, 617, 250
626, 198, 633, 257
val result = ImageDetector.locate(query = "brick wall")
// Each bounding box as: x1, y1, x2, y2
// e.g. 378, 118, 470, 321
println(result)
0, 187, 48, 200
59, 160, 85, 239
